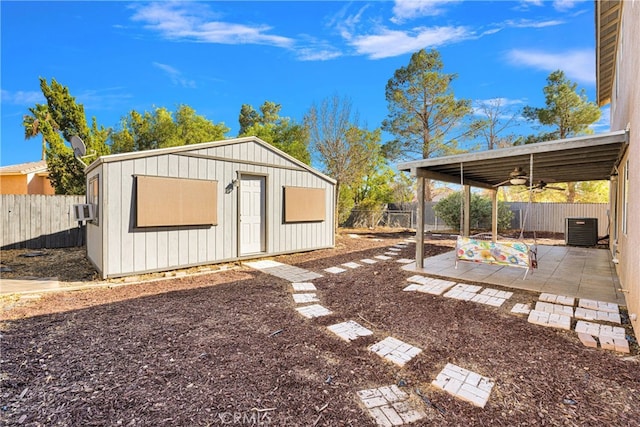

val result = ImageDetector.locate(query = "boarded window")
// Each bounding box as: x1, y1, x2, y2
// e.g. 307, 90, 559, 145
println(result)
136, 176, 217, 227
284, 187, 326, 222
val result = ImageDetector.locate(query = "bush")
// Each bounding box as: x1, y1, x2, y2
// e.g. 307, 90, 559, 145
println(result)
433, 192, 513, 231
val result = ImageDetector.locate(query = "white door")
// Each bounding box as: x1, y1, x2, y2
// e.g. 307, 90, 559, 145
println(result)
240, 175, 265, 255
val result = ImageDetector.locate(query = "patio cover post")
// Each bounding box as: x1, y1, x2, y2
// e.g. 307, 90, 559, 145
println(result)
463, 185, 471, 236
416, 173, 425, 268
491, 189, 498, 242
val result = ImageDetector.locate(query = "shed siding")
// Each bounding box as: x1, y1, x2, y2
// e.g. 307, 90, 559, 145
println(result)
95, 138, 334, 278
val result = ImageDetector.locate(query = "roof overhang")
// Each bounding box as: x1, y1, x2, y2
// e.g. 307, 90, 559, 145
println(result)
397, 130, 628, 189
596, 0, 622, 106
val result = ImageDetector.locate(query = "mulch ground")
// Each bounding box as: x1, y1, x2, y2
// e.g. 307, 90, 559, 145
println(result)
1, 229, 639, 426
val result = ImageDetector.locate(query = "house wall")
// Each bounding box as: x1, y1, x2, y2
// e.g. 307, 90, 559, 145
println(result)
0, 175, 27, 194
27, 174, 55, 195
610, 2, 640, 330
94, 140, 334, 278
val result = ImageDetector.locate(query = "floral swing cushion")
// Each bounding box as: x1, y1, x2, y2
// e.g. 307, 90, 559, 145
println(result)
455, 236, 531, 268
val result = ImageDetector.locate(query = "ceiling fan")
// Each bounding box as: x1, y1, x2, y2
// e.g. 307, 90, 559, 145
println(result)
526, 180, 566, 193
493, 167, 530, 187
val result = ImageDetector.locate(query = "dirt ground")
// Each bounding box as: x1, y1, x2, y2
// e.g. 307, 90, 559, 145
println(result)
1, 229, 639, 426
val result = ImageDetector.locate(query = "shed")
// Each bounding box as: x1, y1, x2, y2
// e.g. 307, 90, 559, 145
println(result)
84, 136, 336, 279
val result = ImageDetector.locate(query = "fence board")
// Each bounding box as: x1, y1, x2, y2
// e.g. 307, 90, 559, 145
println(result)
1, 195, 85, 249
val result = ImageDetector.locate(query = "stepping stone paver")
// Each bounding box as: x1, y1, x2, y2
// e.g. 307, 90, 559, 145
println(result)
375, 255, 392, 260
342, 262, 362, 269
292, 293, 319, 304
296, 304, 332, 319
574, 307, 621, 324
383, 252, 398, 256
405, 276, 456, 295
291, 282, 316, 291
327, 320, 373, 341
443, 284, 482, 301
388, 247, 402, 252
325, 266, 347, 274
481, 288, 513, 300
471, 293, 507, 307
361, 258, 378, 264
395, 258, 414, 264
432, 363, 495, 408
527, 310, 571, 330
510, 303, 531, 315
369, 337, 422, 367
403, 283, 423, 292
358, 385, 426, 426
245, 260, 323, 281
579, 299, 619, 314
534, 301, 574, 317
539, 293, 575, 306
578, 332, 598, 348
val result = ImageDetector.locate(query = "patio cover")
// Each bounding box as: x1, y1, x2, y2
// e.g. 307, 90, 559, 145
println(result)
397, 130, 629, 267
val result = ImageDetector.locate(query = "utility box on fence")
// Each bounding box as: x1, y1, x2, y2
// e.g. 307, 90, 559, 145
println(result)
565, 218, 598, 246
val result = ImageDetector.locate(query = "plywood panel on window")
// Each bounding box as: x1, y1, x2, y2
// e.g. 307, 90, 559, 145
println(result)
137, 176, 217, 227
284, 187, 325, 222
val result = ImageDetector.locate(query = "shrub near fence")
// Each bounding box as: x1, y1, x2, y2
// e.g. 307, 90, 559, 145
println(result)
1, 194, 85, 249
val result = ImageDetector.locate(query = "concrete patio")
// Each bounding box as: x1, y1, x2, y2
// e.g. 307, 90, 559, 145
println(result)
402, 245, 626, 306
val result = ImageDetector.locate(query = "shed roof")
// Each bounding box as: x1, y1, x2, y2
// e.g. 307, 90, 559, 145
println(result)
0, 160, 48, 175
397, 130, 628, 189
85, 136, 336, 184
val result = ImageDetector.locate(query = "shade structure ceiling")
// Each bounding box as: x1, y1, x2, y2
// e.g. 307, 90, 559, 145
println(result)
397, 130, 628, 189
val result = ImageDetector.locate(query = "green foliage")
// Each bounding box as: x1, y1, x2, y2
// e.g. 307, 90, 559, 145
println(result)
238, 101, 310, 164
434, 192, 513, 231
110, 105, 229, 153
337, 185, 355, 226
522, 70, 601, 140
382, 49, 475, 161
23, 78, 110, 194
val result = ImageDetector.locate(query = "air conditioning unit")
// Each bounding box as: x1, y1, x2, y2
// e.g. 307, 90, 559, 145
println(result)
565, 218, 598, 246
73, 204, 95, 222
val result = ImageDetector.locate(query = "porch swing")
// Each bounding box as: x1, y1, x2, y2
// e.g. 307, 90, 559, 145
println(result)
454, 155, 538, 279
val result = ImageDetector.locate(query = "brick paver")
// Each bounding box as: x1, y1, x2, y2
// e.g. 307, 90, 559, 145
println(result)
510, 303, 531, 315
527, 310, 571, 330
534, 301, 574, 317
432, 363, 495, 408
574, 307, 621, 324
375, 255, 392, 260
327, 320, 373, 341
443, 284, 482, 301
358, 385, 426, 426
369, 337, 422, 367
539, 293, 575, 306
578, 299, 619, 314
325, 266, 346, 274
361, 258, 378, 264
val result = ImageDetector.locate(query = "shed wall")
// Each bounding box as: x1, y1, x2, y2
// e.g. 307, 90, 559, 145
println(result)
99, 140, 334, 278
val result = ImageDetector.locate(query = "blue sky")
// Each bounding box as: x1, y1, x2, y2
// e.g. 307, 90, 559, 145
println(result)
1, 0, 609, 167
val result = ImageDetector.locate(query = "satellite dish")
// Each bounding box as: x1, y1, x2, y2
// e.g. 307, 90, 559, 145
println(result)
70, 135, 86, 158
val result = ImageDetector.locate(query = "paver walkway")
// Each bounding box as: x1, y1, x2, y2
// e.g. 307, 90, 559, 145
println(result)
244, 260, 323, 282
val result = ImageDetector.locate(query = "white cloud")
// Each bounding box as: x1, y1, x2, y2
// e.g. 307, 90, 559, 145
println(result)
152, 62, 196, 88
391, 0, 460, 23
553, 0, 578, 12
1, 89, 43, 105
506, 49, 595, 84
350, 26, 472, 59
130, 2, 294, 48
503, 19, 565, 29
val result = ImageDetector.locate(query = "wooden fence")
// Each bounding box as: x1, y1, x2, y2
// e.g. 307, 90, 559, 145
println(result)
1, 195, 85, 249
